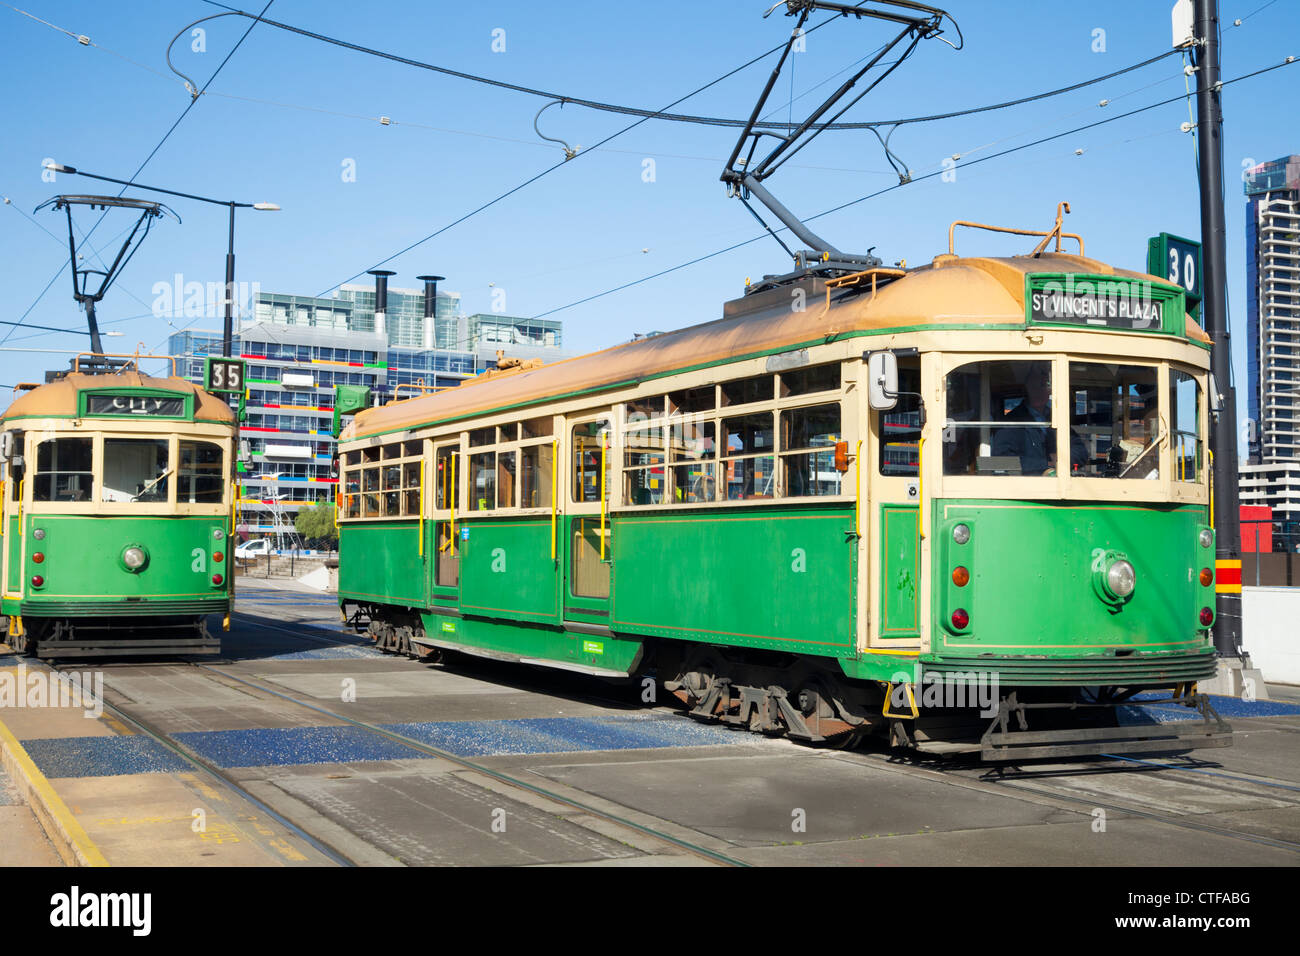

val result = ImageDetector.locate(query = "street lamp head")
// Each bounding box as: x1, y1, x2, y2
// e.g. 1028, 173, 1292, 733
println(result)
43, 161, 76, 174
252, 203, 280, 211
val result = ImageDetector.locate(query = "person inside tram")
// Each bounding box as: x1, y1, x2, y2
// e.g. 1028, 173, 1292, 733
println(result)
992, 362, 1087, 476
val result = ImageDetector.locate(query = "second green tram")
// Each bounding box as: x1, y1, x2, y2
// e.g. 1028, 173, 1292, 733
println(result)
335, 244, 1230, 759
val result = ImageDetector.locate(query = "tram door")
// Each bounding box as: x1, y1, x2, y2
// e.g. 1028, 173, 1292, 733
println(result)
1, 437, 24, 601
870, 354, 924, 647
431, 444, 461, 600
564, 416, 613, 623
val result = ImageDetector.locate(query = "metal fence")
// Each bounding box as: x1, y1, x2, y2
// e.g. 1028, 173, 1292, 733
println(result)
1240, 518, 1300, 587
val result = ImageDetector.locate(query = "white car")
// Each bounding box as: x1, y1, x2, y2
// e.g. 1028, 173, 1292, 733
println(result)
234, 539, 272, 559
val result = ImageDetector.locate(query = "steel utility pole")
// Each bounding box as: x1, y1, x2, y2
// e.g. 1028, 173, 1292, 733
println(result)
1193, 0, 1243, 658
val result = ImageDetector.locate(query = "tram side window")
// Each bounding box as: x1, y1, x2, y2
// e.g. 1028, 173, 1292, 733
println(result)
723, 412, 775, 500
520, 443, 553, 509
783, 403, 842, 496
434, 446, 459, 510
1170, 370, 1202, 482
178, 441, 224, 504
623, 423, 666, 506
571, 420, 612, 504
944, 361, 1062, 477
102, 439, 169, 503
344, 468, 360, 518
669, 418, 716, 503
880, 358, 921, 477
1069, 363, 1160, 479
34, 438, 93, 502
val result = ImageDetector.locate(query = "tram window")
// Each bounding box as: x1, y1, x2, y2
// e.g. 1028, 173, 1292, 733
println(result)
102, 439, 170, 503
497, 451, 516, 508
625, 397, 663, 423
1170, 370, 1202, 482
724, 413, 774, 456
944, 361, 1064, 477
721, 374, 774, 407
34, 438, 92, 502
724, 456, 775, 500
880, 359, 922, 477
362, 466, 380, 517
570, 420, 612, 504
178, 441, 224, 504
382, 443, 401, 460
624, 466, 667, 506
624, 425, 666, 468
498, 423, 518, 443
434, 446, 459, 510
520, 443, 553, 508
362, 447, 380, 464
402, 462, 421, 515
468, 427, 494, 448
669, 420, 715, 462
521, 416, 552, 440
469, 451, 496, 511
382, 461, 402, 515
780, 362, 840, 398
344, 470, 360, 518
668, 386, 715, 415
782, 403, 842, 496
344, 450, 360, 467
1068, 363, 1159, 479
671, 463, 716, 503
403, 440, 422, 457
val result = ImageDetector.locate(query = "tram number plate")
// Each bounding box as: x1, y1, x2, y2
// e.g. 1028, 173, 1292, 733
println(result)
205, 358, 246, 394
86, 394, 185, 416
1028, 280, 1162, 330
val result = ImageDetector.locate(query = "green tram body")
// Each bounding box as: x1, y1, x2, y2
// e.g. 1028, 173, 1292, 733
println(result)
0, 369, 236, 657
337, 252, 1228, 757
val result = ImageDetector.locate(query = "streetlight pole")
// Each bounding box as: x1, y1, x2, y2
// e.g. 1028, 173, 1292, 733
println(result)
42, 163, 278, 357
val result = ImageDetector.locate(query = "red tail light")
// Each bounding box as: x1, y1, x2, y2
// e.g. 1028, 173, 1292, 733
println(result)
212, 573, 224, 586
1199, 607, 1214, 626
952, 608, 969, 629
30, 575, 43, 588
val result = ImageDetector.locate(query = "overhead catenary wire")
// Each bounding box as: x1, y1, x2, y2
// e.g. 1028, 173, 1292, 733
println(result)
530, 53, 1300, 321
1, 0, 275, 348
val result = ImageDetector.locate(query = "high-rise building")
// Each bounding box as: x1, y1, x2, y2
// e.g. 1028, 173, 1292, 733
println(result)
169, 285, 565, 541
1242, 155, 1300, 535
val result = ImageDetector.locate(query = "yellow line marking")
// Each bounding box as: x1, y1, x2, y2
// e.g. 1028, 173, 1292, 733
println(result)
0, 716, 109, 866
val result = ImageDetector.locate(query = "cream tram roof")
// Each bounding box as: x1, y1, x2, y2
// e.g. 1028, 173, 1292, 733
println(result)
342, 252, 1210, 442
0, 372, 237, 424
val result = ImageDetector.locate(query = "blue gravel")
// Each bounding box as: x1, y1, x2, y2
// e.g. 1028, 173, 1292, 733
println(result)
172, 725, 422, 767
1121, 693, 1300, 724
260, 646, 387, 661
22, 736, 190, 778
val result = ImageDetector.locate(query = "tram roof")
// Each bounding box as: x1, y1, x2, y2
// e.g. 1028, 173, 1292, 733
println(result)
0, 371, 236, 425
342, 252, 1211, 441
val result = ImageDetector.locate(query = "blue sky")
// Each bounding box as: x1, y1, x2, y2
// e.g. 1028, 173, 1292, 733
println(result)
2, 0, 1297, 442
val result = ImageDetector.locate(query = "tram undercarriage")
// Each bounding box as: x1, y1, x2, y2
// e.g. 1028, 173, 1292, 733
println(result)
3, 615, 220, 659
351, 602, 1233, 761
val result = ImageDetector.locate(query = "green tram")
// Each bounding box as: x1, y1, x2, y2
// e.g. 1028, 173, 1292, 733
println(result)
336, 246, 1231, 759
0, 358, 236, 657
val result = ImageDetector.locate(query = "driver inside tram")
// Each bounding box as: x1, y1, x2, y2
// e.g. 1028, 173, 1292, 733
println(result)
991, 362, 1087, 476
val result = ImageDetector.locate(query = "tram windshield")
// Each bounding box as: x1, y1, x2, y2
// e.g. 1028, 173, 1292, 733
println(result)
102, 439, 170, 502
34, 438, 93, 501
943, 359, 1202, 482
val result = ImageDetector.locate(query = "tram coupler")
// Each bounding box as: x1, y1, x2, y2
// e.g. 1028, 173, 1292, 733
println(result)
979, 690, 1232, 762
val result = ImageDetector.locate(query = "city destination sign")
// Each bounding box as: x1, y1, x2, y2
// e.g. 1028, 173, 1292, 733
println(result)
86, 394, 186, 417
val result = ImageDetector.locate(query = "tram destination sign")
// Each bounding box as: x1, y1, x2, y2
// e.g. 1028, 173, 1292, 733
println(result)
1025, 274, 1180, 334
85, 394, 186, 417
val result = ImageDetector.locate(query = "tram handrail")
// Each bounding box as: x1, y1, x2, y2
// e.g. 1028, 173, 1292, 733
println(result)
72, 352, 179, 378
854, 439, 863, 538
600, 435, 608, 561
550, 439, 558, 563
418, 457, 426, 558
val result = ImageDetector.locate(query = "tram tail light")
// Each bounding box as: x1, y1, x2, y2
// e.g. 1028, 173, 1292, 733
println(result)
30, 575, 44, 588
952, 566, 969, 587
1199, 607, 1214, 627
213, 551, 224, 563
951, 608, 969, 629
32, 552, 44, 564
1199, 567, 1213, 587
212, 573, 224, 586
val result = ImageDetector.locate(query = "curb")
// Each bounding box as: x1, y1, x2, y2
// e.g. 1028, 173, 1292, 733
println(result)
0, 716, 109, 867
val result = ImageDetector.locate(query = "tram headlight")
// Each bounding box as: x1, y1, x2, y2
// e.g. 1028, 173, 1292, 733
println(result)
121, 545, 149, 572
1199, 528, 1213, 549
1106, 559, 1136, 599
952, 523, 971, 545
213, 528, 225, 541
32, 528, 45, 541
